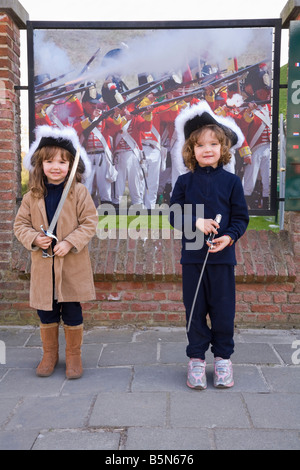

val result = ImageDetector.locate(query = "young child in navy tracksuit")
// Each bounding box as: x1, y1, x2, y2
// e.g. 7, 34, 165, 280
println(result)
170, 101, 249, 389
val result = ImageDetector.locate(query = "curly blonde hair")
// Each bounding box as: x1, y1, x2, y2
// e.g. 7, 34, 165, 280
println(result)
182, 124, 232, 172
29, 146, 84, 198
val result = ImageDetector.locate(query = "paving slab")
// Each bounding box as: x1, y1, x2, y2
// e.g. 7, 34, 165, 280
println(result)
170, 391, 251, 429
32, 429, 121, 450
0, 368, 66, 397
99, 342, 158, 366
0, 430, 39, 450
84, 327, 134, 344
132, 364, 187, 392
0, 347, 41, 369
6, 395, 94, 431
125, 427, 212, 450
0, 327, 35, 347
61, 367, 132, 394
243, 393, 300, 430
89, 392, 167, 427
261, 365, 300, 392
214, 429, 300, 450
0, 397, 21, 427
232, 342, 282, 364
273, 343, 300, 365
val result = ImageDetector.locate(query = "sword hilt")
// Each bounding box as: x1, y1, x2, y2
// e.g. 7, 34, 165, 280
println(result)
206, 214, 222, 247
40, 225, 58, 259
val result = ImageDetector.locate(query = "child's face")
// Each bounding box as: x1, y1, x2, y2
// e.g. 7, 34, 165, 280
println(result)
43, 149, 70, 185
194, 129, 221, 169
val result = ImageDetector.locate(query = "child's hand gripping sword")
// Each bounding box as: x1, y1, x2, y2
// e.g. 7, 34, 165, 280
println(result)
186, 214, 222, 333
40, 147, 80, 258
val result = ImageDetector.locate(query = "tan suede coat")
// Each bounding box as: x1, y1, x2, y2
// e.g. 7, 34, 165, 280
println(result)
14, 183, 98, 310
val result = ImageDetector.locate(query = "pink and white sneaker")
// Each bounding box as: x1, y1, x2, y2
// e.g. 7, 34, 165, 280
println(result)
214, 358, 234, 388
187, 358, 207, 390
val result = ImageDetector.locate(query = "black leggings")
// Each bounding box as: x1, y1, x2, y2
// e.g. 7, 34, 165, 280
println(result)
37, 300, 83, 326
37, 262, 83, 326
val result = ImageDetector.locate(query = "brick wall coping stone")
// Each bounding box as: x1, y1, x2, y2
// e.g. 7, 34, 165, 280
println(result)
11, 229, 296, 284
0, 0, 29, 28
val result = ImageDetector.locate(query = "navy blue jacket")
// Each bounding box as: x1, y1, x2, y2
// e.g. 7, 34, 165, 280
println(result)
169, 164, 249, 265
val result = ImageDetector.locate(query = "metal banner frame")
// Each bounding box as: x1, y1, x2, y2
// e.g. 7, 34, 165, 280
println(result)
285, 20, 300, 212
27, 19, 281, 215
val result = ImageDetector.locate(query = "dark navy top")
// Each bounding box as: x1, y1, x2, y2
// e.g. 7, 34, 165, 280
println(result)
169, 164, 249, 265
44, 181, 65, 236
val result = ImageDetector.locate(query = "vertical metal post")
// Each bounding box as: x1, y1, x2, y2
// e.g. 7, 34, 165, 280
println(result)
279, 113, 286, 230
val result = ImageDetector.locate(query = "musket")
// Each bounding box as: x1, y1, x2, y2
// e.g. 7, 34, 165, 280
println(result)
121, 77, 166, 96
182, 69, 227, 89
118, 75, 170, 106
34, 70, 74, 92
35, 72, 93, 99
239, 99, 271, 109
36, 84, 92, 105
35, 81, 67, 98
136, 61, 268, 112
35, 69, 97, 99
82, 76, 170, 138
141, 151, 149, 192
210, 99, 271, 114
152, 72, 221, 99
35, 80, 75, 99
35, 49, 101, 98
79, 47, 101, 76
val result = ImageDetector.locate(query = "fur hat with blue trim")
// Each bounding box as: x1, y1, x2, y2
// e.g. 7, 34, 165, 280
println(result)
23, 125, 91, 181
172, 100, 245, 178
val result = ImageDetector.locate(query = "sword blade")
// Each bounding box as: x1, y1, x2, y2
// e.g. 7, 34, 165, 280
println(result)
47, 146, 80, 235
186, 248, 210, 333
186, 214, 222, 333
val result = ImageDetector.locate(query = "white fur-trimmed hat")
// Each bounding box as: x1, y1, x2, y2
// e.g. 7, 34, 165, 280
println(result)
23, 125, 91, 180
175, 100, 245, 153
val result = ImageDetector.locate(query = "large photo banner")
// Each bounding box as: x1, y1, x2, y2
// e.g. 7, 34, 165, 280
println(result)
27, 20, 281, 215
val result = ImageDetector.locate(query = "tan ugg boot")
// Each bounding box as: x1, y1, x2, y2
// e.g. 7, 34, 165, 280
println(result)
36, 323, 59, 377
64, 324, 83, 379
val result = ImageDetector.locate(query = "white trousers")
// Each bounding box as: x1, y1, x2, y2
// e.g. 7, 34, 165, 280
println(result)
85, 153, 112, 204
113, 150, 144, 205
224, 152, 235, 174
243, 143, 270, 197
143, 145, 161, 209
171, 147, 187, 191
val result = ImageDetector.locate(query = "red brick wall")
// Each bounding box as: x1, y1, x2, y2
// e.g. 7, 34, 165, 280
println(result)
0, 11, 21, 273
89, 227, 300, 328
8, 226, 300, 328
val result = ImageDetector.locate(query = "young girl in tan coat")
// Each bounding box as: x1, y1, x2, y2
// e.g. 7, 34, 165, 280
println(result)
14, 126, 98, 379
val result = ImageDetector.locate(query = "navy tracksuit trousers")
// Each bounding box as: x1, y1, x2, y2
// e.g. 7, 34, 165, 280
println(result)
182, 263, 235, 360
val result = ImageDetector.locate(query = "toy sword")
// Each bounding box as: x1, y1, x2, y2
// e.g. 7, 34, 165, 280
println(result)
40, 146, 80, 258
186, 214, 222, 333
